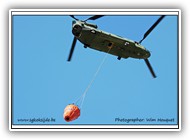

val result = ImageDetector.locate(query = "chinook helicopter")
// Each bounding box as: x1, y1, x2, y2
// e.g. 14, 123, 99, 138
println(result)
67, 15, 165, 78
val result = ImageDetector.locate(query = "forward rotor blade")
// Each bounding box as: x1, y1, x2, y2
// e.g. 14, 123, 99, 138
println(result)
67, 37, 77, 61
139, 15, 165, 44
85, 15, 104, 21
144, 59, 156, 78
70, 15, 79, 21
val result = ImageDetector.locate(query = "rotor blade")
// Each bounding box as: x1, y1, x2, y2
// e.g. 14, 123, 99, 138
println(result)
85, 15, 104, 21
67, 37, 77, 61
70, 15, 79, 21
144, 59, 156, 78
139, 15, 165, 44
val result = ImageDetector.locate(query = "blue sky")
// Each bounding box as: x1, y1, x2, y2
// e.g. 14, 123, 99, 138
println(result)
12, 14, 178, 125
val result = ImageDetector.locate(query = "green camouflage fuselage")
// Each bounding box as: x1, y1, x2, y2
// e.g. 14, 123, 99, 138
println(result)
72, 20, 151, 59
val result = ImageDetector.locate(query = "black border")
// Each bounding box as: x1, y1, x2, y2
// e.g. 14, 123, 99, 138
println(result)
10, 10, 180, 130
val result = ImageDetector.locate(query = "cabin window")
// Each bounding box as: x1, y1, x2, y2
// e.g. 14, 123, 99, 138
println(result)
91, 30, 96, 34
125, 42, 129, 46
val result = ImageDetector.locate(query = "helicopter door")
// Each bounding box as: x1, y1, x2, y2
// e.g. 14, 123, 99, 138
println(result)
107, 42, 114, 49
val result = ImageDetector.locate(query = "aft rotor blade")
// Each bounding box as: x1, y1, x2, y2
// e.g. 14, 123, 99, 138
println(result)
67, 37, 77, 61
85, 15, 104, 21
144, 59, 156, 78
139, 15, 165, 44
70, 15, 79, 21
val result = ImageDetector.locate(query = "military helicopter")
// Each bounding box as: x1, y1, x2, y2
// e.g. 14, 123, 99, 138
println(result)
67, 15, 165, 78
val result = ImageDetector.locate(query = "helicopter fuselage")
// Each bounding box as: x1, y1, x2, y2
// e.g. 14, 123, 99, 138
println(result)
72, 20, 151, 59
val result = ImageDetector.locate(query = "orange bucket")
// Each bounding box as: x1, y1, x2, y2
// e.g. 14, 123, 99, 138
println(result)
63, 104, 80, 122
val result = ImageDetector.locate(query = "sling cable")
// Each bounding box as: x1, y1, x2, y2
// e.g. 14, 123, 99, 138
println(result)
63, 47, 112, 122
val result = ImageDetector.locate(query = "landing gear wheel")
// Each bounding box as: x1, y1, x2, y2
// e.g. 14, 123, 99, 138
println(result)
117, 56, 121, 60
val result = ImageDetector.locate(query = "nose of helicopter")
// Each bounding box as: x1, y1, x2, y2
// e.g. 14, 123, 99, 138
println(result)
145, 50, 151, 58
135, 43, 151, 59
